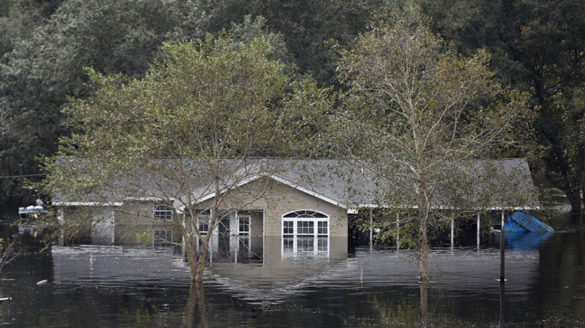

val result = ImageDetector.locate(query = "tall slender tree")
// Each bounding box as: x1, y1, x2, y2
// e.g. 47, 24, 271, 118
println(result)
336, 5, 528, 320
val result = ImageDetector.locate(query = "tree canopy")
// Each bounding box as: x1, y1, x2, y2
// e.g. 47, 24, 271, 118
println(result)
44, 32, 321, 284
335, 5, 528, 293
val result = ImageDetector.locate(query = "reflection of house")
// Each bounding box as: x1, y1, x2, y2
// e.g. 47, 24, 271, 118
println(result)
52, 158, 540, 258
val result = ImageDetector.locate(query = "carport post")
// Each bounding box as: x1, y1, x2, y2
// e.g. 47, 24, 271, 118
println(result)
477, 214, 481, 250
450, 219, 454, 250
369, 209, 373, 251
396, 213, 400, 251
500, 210, 505, 284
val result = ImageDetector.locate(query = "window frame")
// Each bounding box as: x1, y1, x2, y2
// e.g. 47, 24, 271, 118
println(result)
153, 204, 174, 221
238, 215, 251, 236
197, 215, 210, 235
281, 209, 329, 256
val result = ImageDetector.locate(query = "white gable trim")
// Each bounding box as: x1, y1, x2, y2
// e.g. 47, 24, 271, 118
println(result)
52, 201, 123, 207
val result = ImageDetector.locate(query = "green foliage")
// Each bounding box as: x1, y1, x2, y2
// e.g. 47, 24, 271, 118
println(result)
335, 5, 528, 282
202, 0, 384, 85
43, 32, 315, 283
418, 0, 585, 221
47, 32, 292, 193
0, 0, 210, 206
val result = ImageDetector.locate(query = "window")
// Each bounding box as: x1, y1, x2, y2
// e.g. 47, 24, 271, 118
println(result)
238, 216, 250, 235
198, 215, 209, 235
283, 236, 294, 251
297, 237, 314, 252
238, 237, 249, 252
318, 221, 328, 235
297, 221, 314, 235
281, 210, 329, 255
283, 221, 294, 235
317, 236, 328, 251
154, 205, 173, 221
283, 210, 327, 218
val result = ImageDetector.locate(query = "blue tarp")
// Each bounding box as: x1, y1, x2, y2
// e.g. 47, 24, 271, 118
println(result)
503, 211, 554, 233
504, 231, 554, 250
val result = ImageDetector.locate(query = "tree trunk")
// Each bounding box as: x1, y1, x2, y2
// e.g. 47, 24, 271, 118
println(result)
184, 283, 208, 328
183, 213, 208, 288
418, 205, 429, 327
418, 207, 429, 284
194, 248, 207, 289
417, 175, 429, 325
419, 280, 428, 328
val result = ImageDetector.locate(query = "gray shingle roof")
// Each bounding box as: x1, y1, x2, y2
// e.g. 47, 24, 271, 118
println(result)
52, 158, 539, 210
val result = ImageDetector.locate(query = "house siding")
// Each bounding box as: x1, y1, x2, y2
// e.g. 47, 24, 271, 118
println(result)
197, 177, 348, 239
61, 201, 182, 246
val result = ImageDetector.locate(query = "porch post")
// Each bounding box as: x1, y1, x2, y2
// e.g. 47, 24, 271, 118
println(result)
369, 209, 373, 251
500, 209, 505, 284
209, 208, 213, 265
396, 213, 400, 251
57, 209, 64, 246
450, 219, 454, 250
181, 212, 186, 255
477, 213, 481, 250
234, 211, 238, 264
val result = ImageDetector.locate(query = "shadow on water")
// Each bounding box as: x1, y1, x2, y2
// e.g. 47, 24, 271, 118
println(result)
0, 229, 585, 327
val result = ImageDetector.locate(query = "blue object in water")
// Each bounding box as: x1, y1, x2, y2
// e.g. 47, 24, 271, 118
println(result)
503, 211, 554, 233
504, 231, 554, 250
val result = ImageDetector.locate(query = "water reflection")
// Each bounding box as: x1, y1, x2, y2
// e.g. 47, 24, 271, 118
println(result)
1, 230, 584, 327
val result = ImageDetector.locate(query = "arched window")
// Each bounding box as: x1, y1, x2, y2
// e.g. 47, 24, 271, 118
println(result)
154, 204, 173, 221
283, 210, 328, 218
282, 209, 329, 256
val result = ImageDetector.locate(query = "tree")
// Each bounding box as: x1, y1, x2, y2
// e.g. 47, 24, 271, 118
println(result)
201, 0, 385, 85
418, 0, 585, 223
335, 5, 528, 320
43, 32, 311, 287
0, 0, 210, 207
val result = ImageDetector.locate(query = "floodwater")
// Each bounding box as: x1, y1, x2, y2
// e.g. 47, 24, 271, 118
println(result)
1, 230, 584, 327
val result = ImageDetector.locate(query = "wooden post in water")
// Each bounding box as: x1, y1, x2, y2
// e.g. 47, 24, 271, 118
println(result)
396, 213, 400, 251
477, 214, 481, 250
499, 278, 505, 327
369, 209, 373, 251
500, 210, 505, 284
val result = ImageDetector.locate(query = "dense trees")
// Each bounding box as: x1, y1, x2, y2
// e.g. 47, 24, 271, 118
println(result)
419, 0, 585, 222
0, 0, 380, 208
2, 0, 585, 225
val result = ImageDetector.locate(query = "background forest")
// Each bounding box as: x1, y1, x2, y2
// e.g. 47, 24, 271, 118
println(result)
1, 0, 584, 223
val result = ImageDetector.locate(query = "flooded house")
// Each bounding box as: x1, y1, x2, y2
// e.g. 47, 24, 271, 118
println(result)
51, 158, 540, 261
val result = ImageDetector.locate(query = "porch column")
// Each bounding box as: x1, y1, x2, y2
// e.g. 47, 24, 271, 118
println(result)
57, 209, 64, 246
500, 209, 506, 284
450, 219, 454, 251
396, 213, 400, 251
369, 209, 373, 251
234, 211, 238, 264
209, 211, 213, 264
476, 214, 481, 250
